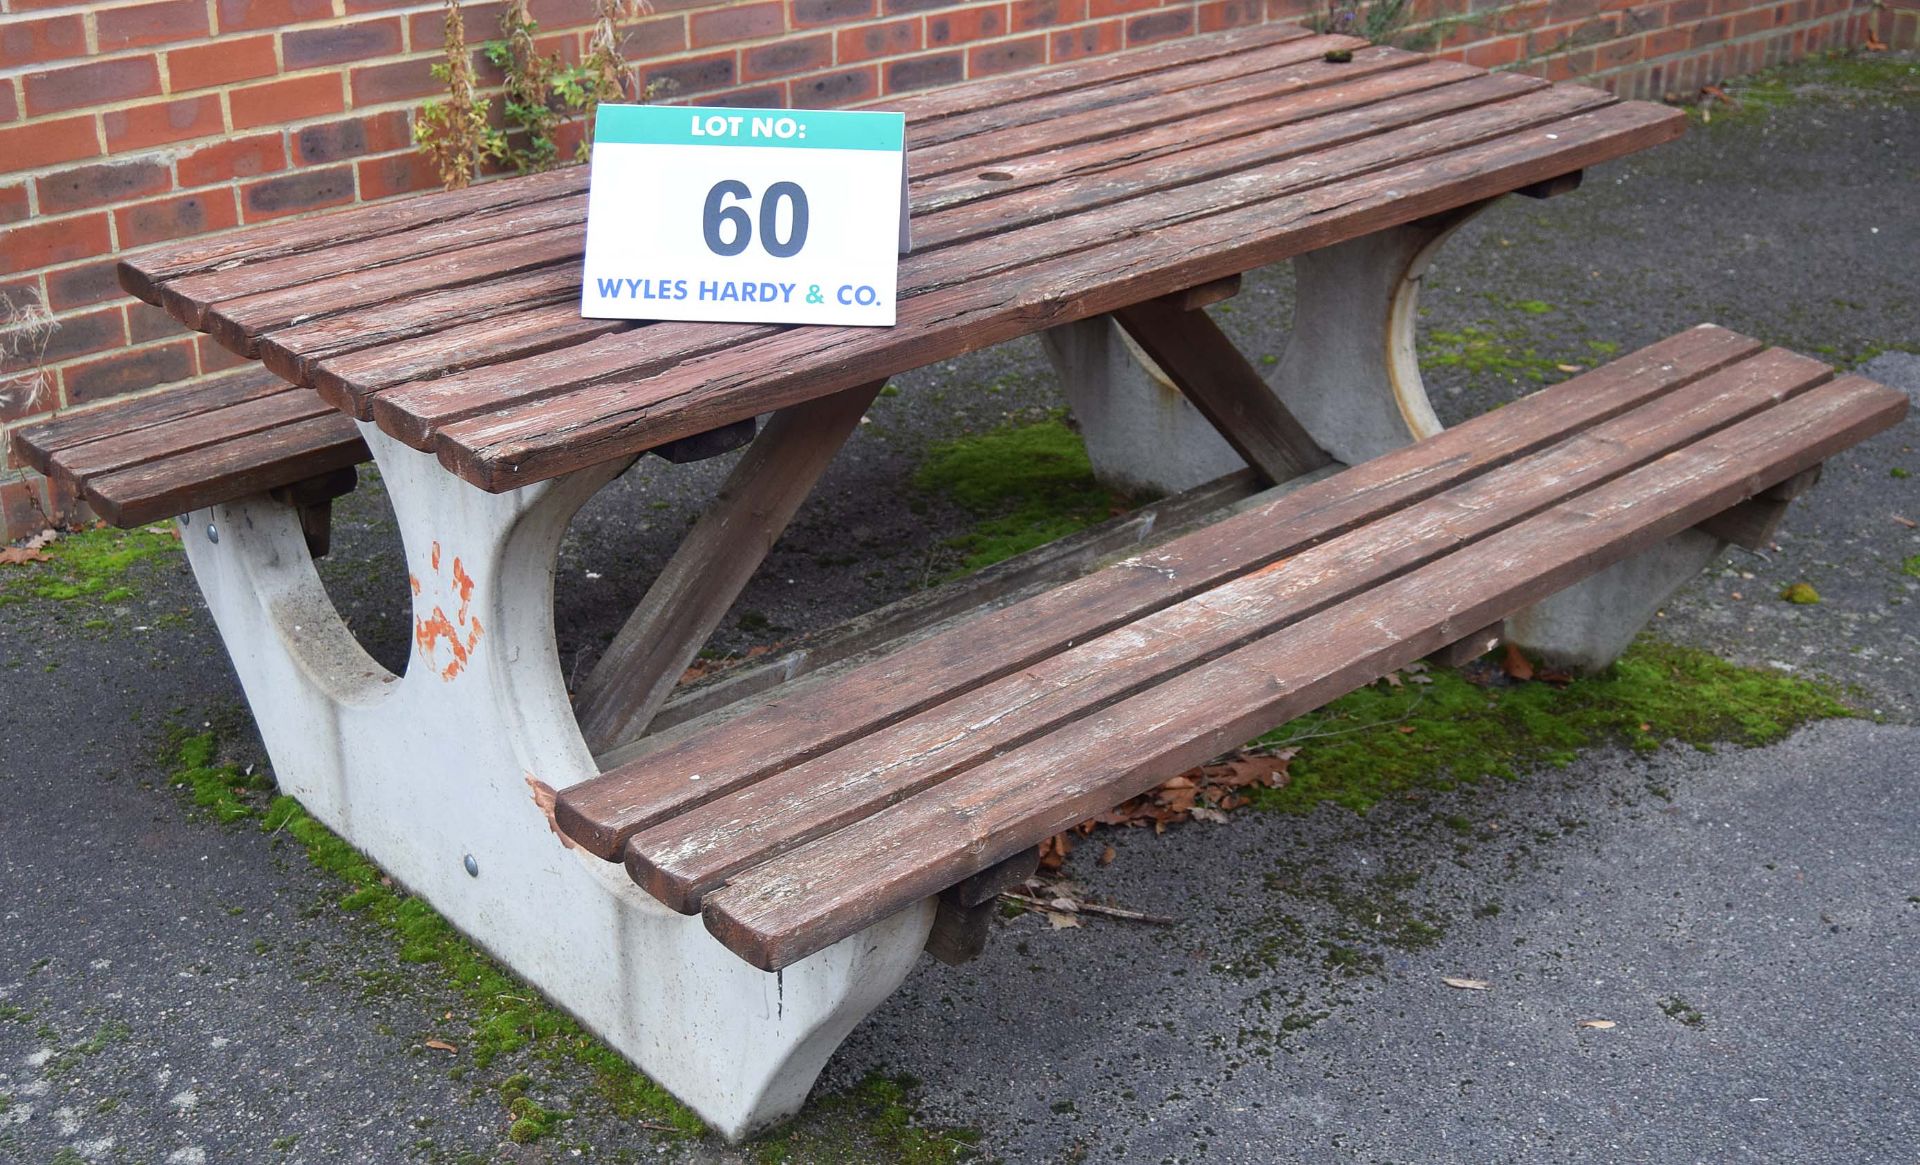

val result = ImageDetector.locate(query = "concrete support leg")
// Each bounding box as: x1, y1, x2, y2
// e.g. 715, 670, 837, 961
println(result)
173, 424, 935, 1142
1505, 528, 1730, 673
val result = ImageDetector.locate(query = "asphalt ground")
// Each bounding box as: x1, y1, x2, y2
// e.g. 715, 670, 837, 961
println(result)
2, 53, 1916, 1165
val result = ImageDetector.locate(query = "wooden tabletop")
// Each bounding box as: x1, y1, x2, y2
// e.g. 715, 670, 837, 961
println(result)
119, 23, 1685, 495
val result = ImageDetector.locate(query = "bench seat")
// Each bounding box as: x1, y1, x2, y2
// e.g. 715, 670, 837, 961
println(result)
553, 325, 1906, 971
9, 367, 366, 529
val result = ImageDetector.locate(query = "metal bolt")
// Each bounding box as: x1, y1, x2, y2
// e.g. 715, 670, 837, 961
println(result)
205, 523, 219, 544
463, 854, 479, 877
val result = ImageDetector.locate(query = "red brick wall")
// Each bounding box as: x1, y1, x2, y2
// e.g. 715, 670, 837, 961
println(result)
0, 0, 1901, 536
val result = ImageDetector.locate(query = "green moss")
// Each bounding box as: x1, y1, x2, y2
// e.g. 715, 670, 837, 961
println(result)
1902, 556, 1920, 579
0, 525, 181, 607
1704, 50, 1920, 125
1659, 994, 1707, 1027
913, 416, 1135, 577
751, 1072, 981, 1164
1246, 641, 1852, 816
1892, 468, 1911, 480
1779, 582, 1821, 605
156, 725, 705, 1140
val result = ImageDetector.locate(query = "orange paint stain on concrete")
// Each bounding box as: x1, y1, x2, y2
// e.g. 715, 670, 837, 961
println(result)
413, 546, 482, 681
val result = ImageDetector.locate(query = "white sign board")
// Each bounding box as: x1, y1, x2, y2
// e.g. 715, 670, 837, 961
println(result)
580, 104, 907, 327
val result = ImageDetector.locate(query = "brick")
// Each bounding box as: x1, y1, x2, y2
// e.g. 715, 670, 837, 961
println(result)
1089, 0, 1158, 14
691, 2, 786, 46
61, 340, 197, 407
619, 15, 691, 58
790, 65, 879, 106
1464, 36, 1523, 67
196, 332, 253, 373
0, 15, 87, 68
98, 0, 212, 51
295, 111, 412, 166
115, 189, 241, 249
0, 476, 52, 535
969, 33, 1047, 74
348, 57, 444, 106
44, 261, 123, 312
177, 133, 288, 188
36, 159, 172, 216
103, 96, 225, 152
408, 2, 507, 51
240, 165, 357, 222
1011, 0, 1086, 32
1, 81, 17, 124
528, 0, 599, 24
232, 75, 346, 131
0, 184, 27, 226
215, 0, 335, 33
884, 49, 965, 91
838, 18, 922, 61
166, 34, 279, 91
1198, 0, 1265, 31
926, 4, 1009, 45
355, 150, 438, 202
641, 52, 739, 98
126, 301, 190, 344
1127, 7, 1196, 44
1051, 18, 1123, 59
36, 306, 127, 365
884, 0, 959, 12
22, 57, 163, 117
283, 17, 405, 69
743, 33, 834, 80
705, 85, 789, 108
1645, 25, 1689, 54
792, 0, 877, 27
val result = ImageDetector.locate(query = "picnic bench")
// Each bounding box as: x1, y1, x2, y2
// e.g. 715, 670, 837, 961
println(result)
10, 23, 1907, 1141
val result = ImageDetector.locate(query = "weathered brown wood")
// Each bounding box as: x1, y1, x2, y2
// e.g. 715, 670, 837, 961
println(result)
554, 325, 1764, 860
1759, 463, 1823, 500
573, 381, 888, 755
437, 100, 1684, 491
924, 897, 994, 966
951, 848, 1041, 908
83, 413, 367, 527
47, 388, 334, 482
1171, 276, 1244, 312
1113, 296, 1331, 483
619, 347, 1833, 914
1693, 465, 1823, 548
699, 376, 1909, 970
9, 367, 285, 472
268, 466, 358, 560
1426, 621, 1503, 668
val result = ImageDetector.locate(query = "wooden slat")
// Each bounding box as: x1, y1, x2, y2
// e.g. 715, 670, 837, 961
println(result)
83, 412, 367, 527
8, 367, 284, 472
437, 100, 1682, 489
553, 324, 1762, 859
47, 388, 334, 482
574, 380, 887, 754
619, 347, 1835, 913
1112, 295, 1331, 482
699, 375, 1910, 970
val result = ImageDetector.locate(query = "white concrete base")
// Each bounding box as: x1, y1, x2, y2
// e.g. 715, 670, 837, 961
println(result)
1505, 528, 1730, 673
1040, 316, 1245, 495
176, 425, 934, 1142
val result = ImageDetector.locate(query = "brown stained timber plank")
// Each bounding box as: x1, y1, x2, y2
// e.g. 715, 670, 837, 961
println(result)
620, 348, 1836, 913
9, 367, 284, 473
900, 32, 1367, 151
909, 47, 1449, 185
117, 166, 587, 307
1112, 295, 1331, 482
311, 306, 632, 420
201, 228, 583, 358
255, 263, 593, 393
876, 23, 1314, 127
370, 319, 788, 450
48, 388, 336, 482
84, 412, 368, 528
160, 197, 585, 331
552, 325, 1762, 860
436, 100, 1683, 489
700, 375, 1910, 970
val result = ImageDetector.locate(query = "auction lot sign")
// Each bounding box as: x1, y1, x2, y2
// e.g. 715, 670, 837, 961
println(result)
580, 104, 908, 327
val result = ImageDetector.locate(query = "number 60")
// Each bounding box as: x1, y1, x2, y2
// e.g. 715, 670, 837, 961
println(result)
702, 180, 809, 259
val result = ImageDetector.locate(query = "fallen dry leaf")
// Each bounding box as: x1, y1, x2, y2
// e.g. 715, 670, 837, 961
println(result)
0, 547, 49, 566
1577, 1019, 1616, 1030
424, 1038, 458, 1053
1442, 977, 1491, 991
525, 775, 576, 850
1555, 363, 1584, 373
1046, 910, 1083, 929
1501, 643, 1535, 682
1098, 844, 1116, 866
1895, 515, 1917, 529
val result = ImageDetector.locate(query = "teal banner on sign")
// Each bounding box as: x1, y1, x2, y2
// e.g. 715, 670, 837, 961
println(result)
593, 105, 905, 152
